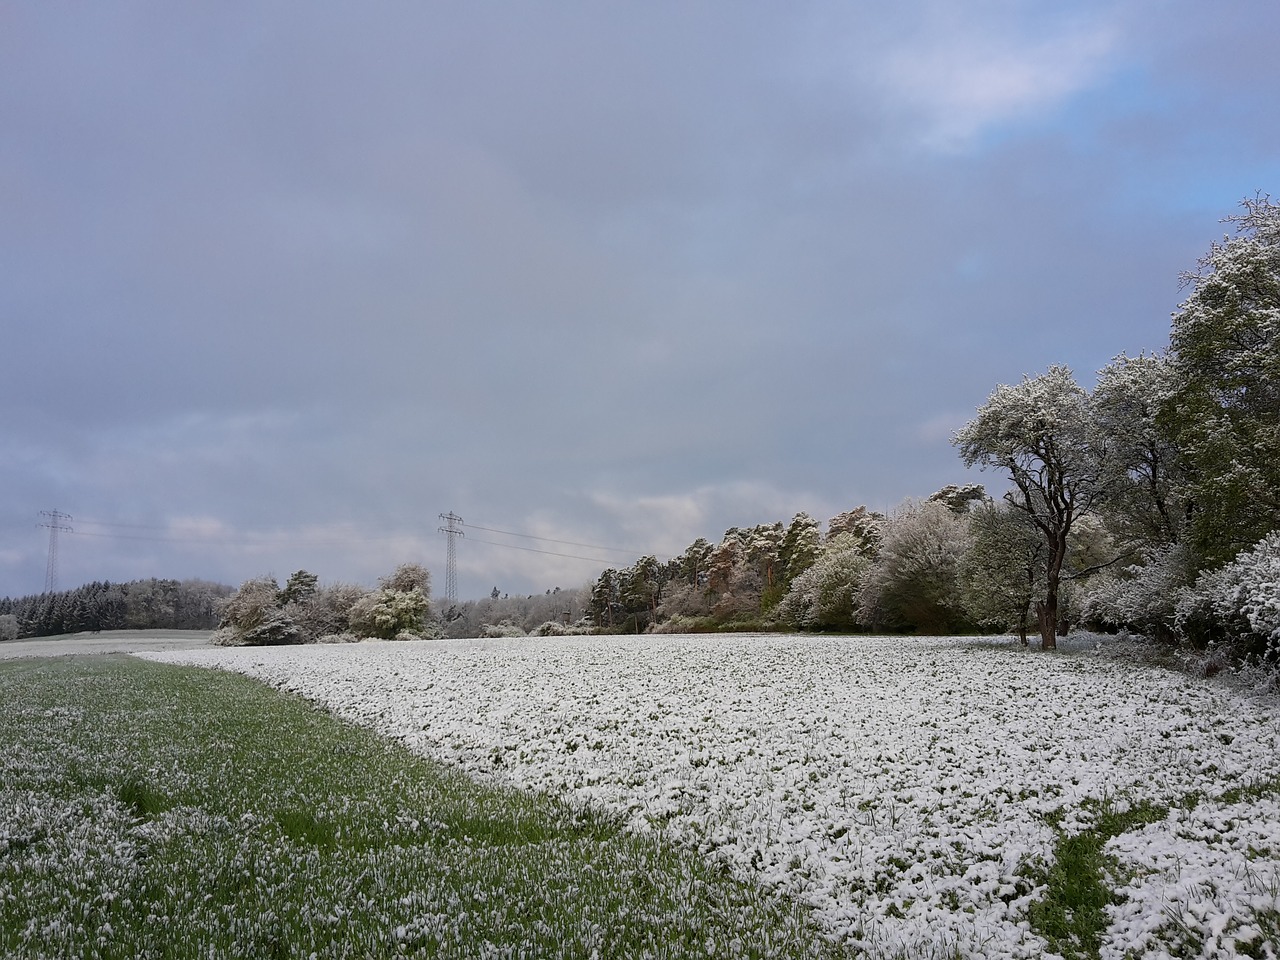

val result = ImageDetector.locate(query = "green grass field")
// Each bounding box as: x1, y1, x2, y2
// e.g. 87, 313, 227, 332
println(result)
0, 655, 851, 959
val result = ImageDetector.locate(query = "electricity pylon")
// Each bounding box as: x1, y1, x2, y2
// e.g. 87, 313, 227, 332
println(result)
438, 512, 463, 605
39, 509, 73, 593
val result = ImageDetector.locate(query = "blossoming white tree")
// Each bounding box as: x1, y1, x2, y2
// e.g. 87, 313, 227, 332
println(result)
953, 365, 1115, 649
857, 499, 971, 634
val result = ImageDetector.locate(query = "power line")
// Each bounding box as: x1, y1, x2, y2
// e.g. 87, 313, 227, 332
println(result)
464, 536, 622, 565
61, 512, 664, 580
463, 521, 648, 556
71, 514, 656, 558
68, 529, 413, 547
74, 519, 171, 531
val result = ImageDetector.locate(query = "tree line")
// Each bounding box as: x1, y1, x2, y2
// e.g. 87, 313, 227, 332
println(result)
212, 564, 432, 645
586, 196, 1280, 664
0, 578, 233, 640
438, 586, 593, 640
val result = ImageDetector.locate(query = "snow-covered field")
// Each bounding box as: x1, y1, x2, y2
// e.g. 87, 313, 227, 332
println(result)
144, 634, 1280, 959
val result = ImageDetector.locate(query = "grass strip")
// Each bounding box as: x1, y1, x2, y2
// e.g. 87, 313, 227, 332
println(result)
0, 655, 852, 960
1029, 773, 1280, 960
1028, 800, 1169, 960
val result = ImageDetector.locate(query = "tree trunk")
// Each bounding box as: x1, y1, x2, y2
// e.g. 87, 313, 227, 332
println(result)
1037, 577, 1061, 650
1017, 601, 1030, 646
1038, 532, 1068, 650
1037, 598, 1057, 650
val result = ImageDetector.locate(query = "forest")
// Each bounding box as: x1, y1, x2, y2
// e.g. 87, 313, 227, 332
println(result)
0, 578, 232, 640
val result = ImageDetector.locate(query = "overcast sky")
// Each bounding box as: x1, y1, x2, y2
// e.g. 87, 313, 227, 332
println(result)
3, 1, 1278, 601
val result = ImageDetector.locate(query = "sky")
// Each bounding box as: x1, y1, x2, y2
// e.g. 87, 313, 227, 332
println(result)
3, 1, 1278, 602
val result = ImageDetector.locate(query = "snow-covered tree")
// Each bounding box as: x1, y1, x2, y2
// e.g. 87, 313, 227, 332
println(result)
278, 569, 319, 606
215, 576, 301, 646
588, 568, 621, 629
348, 585, 428, 640
690, 523, 784, 627
672, 538, 713, 587
620, 555, 664, 631
775, 533, 872, 631
953, 365, 1116, 649
707, 530, 745, 594
444, 585, 591, 639
379, 562, 431, 595
959, 500, 1045, 644
857, 499, 971, 634
928, 483, 986, 514
1166, 195, 1280, 567
826, 507, 884, 555
342, 562, 433, 641
287, 581, 364, 642
778, 513, 822, 590
1093, 353, 1183, 549
746, 522, 785, 603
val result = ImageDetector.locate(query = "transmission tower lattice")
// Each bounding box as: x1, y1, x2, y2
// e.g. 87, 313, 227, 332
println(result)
438, 512, 463, 605
39, 509, 73, 593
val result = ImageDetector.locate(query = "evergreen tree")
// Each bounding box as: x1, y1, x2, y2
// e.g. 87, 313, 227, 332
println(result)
778, 513, 821, 594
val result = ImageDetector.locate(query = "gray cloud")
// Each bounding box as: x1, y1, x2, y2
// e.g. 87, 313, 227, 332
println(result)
2, 1, 1276, 598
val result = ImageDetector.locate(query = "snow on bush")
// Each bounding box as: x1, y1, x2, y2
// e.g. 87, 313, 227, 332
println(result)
1177, 531, 1280, 657
215, 576, 302, 646
1080, 545, 1192, 638
145, 634, 1280, 959
314, 631, 360, 644
479, 620, 527, 638
347, 588, 428, 640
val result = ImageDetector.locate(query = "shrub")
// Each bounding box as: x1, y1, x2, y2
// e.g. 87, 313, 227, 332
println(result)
348, 588, 428, 640
315, 632, 360, 645
287, 582, 364, 642
240, 608, 302, 646
210, 626, 240, 647
1176, 532, 1280, 660
775, 535, 871, 631
217, 577, 303, 646
219, 577, 280, 628
1079, 545, 1193, 642
650, 615, 718, 634
857, 500, 970, 634
479, 620, 526, 639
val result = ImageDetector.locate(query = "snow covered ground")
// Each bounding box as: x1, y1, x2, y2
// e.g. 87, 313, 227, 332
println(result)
0, 629, 214, 659
143, 634, 1280, 959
